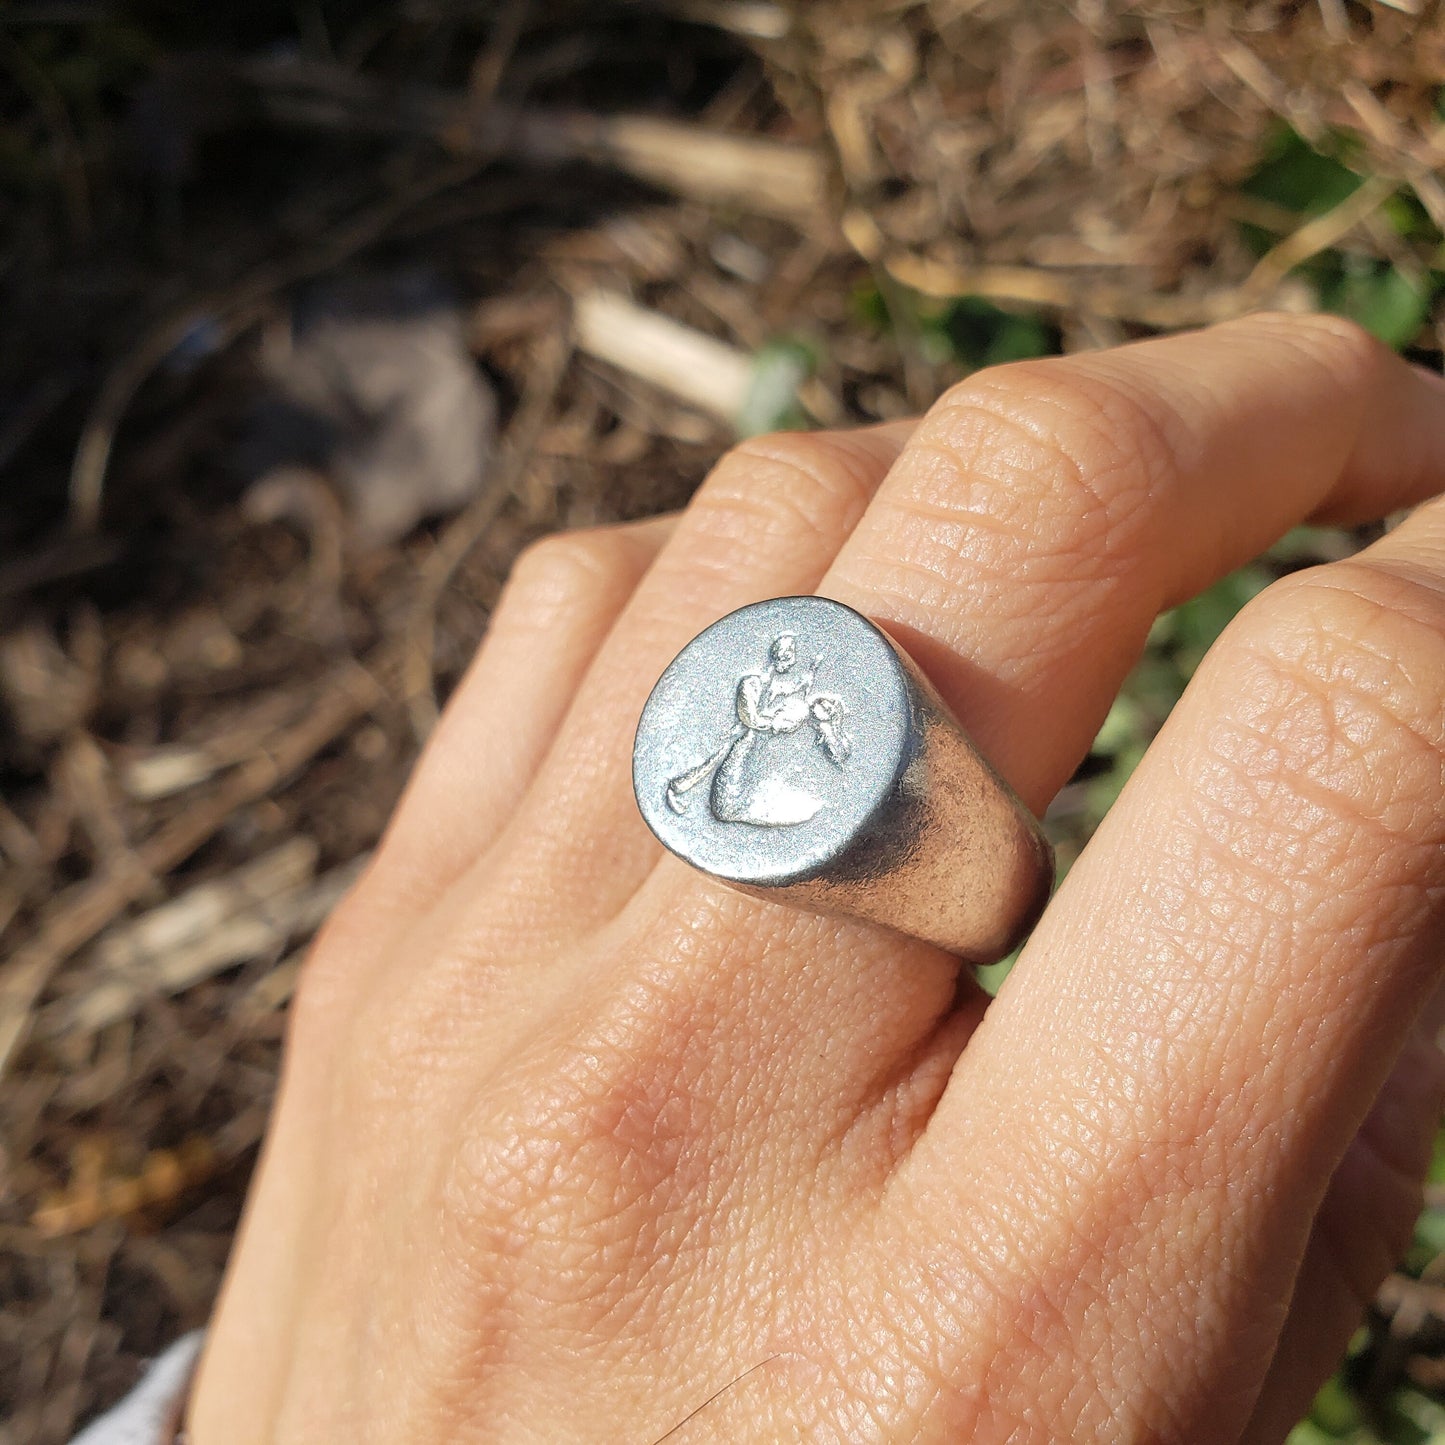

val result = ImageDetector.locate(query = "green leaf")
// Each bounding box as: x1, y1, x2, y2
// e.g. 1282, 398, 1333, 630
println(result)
1428, 1121, 1445, 1184
1287, 1424, 1346, 1445
940, 296, 1058, 370
1392, 1385, 1445, 1439
1082, 740, 1148, 824
1243, 127, 1364, 216
1413, 1206, 1445, 1256
1309, 1373, 1363, 1434
1320, 263, 1432, 350
1168, 566, 1272, 670
975, 948, 1020, 997
981, 311, 1056, 366
1269, 526, 1352, 563
736, 338, 816, 437
1091, 695, 1146, 760
850, 281, 890, 332
1383, 192, 1433, 242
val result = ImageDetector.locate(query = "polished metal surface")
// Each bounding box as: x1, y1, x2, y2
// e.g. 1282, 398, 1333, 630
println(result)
633, 596, 1053, 961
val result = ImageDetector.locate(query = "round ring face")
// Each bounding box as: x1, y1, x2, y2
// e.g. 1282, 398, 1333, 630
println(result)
633, 596, 914, 886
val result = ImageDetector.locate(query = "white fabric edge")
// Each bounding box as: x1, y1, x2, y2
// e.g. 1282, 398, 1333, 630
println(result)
69, 1333, 204, 1445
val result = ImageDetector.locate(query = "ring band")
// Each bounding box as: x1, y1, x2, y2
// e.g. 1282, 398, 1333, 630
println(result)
632, 596, 1054, 961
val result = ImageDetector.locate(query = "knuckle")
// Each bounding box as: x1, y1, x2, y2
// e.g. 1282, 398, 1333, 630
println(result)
505, 528, 633, 612
1228, 309, 1387, 383
433, 999, 705, 1327
334, 977, 455, 1122
916, 359, 1182, 567
1234, 562, 1445, 748
448, 999, 695, 1221
1208, 561, 1445, 846
696, 429, 883, 546
333, 932, 526, 1126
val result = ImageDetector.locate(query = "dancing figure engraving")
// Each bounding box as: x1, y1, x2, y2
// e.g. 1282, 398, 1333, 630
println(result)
665, 632, 851, 826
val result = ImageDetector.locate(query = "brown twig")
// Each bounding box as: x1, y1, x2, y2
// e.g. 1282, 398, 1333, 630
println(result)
1237, 172, 1399, 302
32, 1136, 216, 1237
241, 56, 827, 223
1342, 79, 1445, 235
0, 651, 392, 1077
462, 0, 533, 116
32, 843, 371, 1041
859, 170, 1398, 330
571, 288, 753, 421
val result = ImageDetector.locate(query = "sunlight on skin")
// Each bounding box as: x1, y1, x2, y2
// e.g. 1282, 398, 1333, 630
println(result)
191, 317, 1445, 1444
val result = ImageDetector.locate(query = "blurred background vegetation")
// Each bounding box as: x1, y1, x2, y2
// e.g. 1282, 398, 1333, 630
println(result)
4, 2, 1445, 1440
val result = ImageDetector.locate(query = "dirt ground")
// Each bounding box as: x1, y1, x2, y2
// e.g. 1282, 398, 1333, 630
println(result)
5, 3, 1445, 1440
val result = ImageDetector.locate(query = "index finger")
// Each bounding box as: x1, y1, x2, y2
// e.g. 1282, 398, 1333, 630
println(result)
886, 501, 1445, 1443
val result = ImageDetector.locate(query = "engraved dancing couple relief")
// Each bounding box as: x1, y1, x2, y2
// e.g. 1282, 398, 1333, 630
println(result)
666, 632, 851, 826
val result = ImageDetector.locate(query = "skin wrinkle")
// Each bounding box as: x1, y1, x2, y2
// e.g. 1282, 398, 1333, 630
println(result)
835, 553, 1133, 698
909, 1171, 1145, 1442
612, 863, 962, 1117
863, 482, 1082, 566
1150, 843, 1433, 1416
940, 362, 1181, 538
852, 503, 1126, 601
1259, 579, 1445, 688
854, 1005, 986, 1181
1141, 788, 1419, 1122
694, 429, 902, 533
583, 884, 936, 1236
415, 1009, 737, 1432
864, 426, 1143, 585
718, 433, 896, 537
1186, 636, 1445, 856
1195, 747, 1441, 901
507, 530, 643, 607
787, 1252, 978, 1445
860, 363, 1184, 587
919, 1101, 1285, 1444
683, 487, 852, 558
1177, 748, 1383, 920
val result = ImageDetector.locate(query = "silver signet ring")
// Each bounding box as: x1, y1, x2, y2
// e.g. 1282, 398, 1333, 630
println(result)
632, 596, 1054, 962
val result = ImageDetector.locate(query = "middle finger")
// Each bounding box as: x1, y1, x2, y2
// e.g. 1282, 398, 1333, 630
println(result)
822, 312, 1445, 813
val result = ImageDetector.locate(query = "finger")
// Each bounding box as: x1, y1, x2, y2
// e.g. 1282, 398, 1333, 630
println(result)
891, 499, 1445, 1443
820, 313, 1445, 812
481, 422, 914, 930
1241, 991, 1445, 1445
197, 517, 673, 1430
367, 515, 676, 915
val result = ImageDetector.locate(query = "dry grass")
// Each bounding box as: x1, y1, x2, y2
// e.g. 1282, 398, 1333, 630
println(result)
3, 3, 1445, 1439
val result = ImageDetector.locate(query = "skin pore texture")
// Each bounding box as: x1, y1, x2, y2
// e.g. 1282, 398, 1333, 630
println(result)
190, 315, 1445, 1443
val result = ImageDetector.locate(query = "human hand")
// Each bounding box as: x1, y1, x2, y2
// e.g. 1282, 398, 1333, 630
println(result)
190, 314, 1445, 1443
